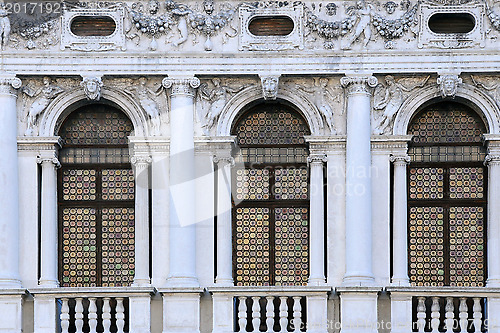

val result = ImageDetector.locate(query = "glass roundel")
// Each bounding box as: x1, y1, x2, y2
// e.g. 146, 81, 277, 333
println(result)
58, 104, 135, 287
232, 104, 311, 286
407, 102, 487, 287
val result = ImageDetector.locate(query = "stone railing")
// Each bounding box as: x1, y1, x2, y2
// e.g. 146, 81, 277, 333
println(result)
208, 286, 331, 333
59, 296, 128, 333
30, 287, 154, 333
388, 287, 500, 333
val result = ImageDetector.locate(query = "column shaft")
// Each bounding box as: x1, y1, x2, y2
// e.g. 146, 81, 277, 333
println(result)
163, 77, 200, 287
486, 154, 500, 286
0, 75, 22, 287
38, 155, 60, 287
341, 76, 377, 286
391, 155, 411, 286
215, 157, 233, 285
132, 157, 152, 286
308, 155, 327, 285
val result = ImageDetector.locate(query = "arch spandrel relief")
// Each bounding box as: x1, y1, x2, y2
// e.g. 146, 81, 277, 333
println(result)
0, 0, 499, 55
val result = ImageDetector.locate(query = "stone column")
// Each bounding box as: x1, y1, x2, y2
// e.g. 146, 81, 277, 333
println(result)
308, 154, 327, 286
485, 152, 500, 287
0, 74, 22, 288
131, 155, 152, 286
340, 75, 378, 286
162, 77, 200, 287
214, 155, 234, 286
37, 150, 61, 287
391, 154, 411, 286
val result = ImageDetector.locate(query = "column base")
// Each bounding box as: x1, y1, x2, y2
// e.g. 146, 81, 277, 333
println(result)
37, 279, 59, 288
132, 278, 151, 287
0, 278, 22, 288
214, 277, 233, 286
487, 278, 500, 288
165, 276, 200, 288
342, 274, 375, 287
161, 291, 202, 333
308, 278, 326, 286
338, 288, 380, 333
390, 277, 410, 287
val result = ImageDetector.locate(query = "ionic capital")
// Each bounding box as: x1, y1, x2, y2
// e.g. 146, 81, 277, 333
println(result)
390, 154, 411, 165
0, 75, 22, 96
37, 156, 61, 169
213, 155, 235, 167
307, 154, 327, 165
131, 156, 153, 166
484, 154, 500, 166
340, 76, 378, 95
162, 77, 201, 97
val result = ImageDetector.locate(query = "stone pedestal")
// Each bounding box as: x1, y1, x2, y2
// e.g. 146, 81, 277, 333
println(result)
338, 287, 381, 333
0, 291, 25, 333
161, 289, 203, 333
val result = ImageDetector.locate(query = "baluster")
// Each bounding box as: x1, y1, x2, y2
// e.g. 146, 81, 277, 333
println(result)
416, 297, 427, 333
75, 298, 84, 333
459, 298, 468, 333
279, 297, 288, 333
473, 298, 482, 333
238, 297, 248, 332
102, 297, 112, 333
292, 297, 302, 333
252, 297, 261, 332
60, 298, 70, 333
266, 296, 275, 332
430, 297, 440, 333
88, 298, 98, 333
116, 298, 125, 333
444, 297, 454, 333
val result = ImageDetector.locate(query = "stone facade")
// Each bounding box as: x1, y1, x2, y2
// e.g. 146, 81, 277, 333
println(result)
1, 0, 500, 332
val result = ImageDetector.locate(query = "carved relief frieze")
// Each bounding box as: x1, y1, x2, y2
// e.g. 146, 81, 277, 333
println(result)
61, 1, 127, 51
124, 76, 169, 136
418, 3, 486, 49
239, 1, 304, 51
125, 0, 238, 51
471, 74, 500, 108
305, 0, 418, 50
291, 77, 343, 134
372, 74, 430, 135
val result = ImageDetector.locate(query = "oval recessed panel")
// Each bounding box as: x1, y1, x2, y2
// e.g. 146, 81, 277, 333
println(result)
71, 16, 117, 37
248, 16, 294, 36
428, 13, 475, 34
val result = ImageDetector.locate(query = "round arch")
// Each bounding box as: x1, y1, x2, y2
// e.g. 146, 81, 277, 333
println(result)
38, 86, 149, 137
216, 85, 324, 136
393, 83, 500, 135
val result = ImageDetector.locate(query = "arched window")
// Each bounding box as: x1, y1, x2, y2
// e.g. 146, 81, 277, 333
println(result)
58, 104, 135, 287
407, 101, 487, 287
232, 104, 311, 286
